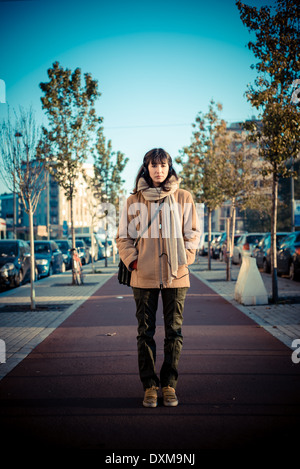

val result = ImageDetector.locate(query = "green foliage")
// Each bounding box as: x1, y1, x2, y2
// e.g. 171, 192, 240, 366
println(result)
236, 0, 300, 176
221, 126, 272, 215
236, 0, 300, 301
177, 99, 225, 212
278, 160, 300, 230
92, 128, 128, 210
38, 61, 102, 200
243, 208, 271, 232
177, 100, 270, 218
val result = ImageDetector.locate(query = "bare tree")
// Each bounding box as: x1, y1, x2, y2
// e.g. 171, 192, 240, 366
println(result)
0, 107, 46, 309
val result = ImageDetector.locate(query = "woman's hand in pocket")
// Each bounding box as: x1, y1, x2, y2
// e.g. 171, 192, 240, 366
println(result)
130, 259, 138, 270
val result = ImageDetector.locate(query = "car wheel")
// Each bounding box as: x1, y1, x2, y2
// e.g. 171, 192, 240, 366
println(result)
48, 264, 53, 276
263, 259, 269, 273
289, 262, 296, 281
14, 270, 23, 287
35, 268, 39, 281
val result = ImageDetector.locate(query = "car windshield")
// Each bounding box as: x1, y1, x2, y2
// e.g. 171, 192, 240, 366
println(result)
34, 243, 50, 254
57, 241, 69, 250
234, 236, 241, 245
76, 241, 84, 247
0, 242, 17, 257
246, 235, 264, 244
80, 238, 91, 246
276, 234, 288, 246
257, 237, 265, 247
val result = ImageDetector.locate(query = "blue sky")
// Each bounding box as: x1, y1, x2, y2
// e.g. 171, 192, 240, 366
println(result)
0, 0, 275, 195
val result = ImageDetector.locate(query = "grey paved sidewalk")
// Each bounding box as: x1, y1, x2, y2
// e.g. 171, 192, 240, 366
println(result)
0, 258, 118, 379
190, 255, 300, 350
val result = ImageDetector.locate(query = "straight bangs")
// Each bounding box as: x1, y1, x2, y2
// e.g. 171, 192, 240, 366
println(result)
144, 148, 171, 167
132, 148, 178, 194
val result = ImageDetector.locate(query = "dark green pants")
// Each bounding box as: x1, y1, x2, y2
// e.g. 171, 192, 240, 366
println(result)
132, 287, 188, 390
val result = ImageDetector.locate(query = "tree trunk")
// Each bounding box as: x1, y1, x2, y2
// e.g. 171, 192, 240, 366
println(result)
70, 193, 76, 285
28, 203, 36, 310
229, 201, 236, 281
271, 170, 279, 303
105, 216, 108, 268
90, 222, 95, 273
112, 238, 116, 264
226, 217, 231, 281
230, 202, 236, 259
207, 208, 212, 270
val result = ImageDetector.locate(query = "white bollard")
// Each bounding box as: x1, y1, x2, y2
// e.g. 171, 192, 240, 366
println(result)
234, 256, 268, 305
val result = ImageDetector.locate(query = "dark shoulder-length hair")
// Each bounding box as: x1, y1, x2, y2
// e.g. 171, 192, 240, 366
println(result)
132, 148, 178, 194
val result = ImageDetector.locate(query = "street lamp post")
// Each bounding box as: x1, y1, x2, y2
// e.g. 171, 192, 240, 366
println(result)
101, 193, 108, 268
47, 172, 50, 240
291, 157, 295, 232
104, 172, 109, 268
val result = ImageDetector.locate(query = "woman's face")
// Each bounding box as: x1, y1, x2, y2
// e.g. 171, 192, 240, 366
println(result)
148, 159, 169, 187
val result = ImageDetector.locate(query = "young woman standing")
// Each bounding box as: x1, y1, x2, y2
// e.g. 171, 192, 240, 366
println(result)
116, 148, 200, 408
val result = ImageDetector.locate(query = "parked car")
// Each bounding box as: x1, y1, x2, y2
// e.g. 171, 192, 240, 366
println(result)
211, 232, 227, 260
96, 240, 105, 259
105, 241, 112, 258
75, 239, 90, 265
232, 233, 265, 265
224, 234, 244, 262
72, 235, 98, 262
0, 239, 34, 288
108, 239, 118, 255
253, 232, 290, 273
198, 232, 221, 256
34, 240, 65, 277
96, 237, 112, 258
210, 233, 223, 259
212, 232, 244, 261
277, 231, 300, 280
252, 233, 269, 270
55, 239, 72, 270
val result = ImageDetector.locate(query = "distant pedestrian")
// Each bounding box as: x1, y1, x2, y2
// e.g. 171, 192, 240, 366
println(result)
71, 248, 83, 284
116, 148, 200, 408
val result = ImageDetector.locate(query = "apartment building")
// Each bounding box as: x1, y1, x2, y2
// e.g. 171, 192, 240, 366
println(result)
0, 163, 101, 239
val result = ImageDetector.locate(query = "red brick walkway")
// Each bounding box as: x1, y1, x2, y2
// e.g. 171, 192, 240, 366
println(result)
0, 273, 299, 451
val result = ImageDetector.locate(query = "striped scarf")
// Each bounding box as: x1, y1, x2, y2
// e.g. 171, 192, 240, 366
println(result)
137, 176, 187, 284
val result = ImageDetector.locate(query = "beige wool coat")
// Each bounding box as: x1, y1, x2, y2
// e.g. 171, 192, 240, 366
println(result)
116, 187, 200, 289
